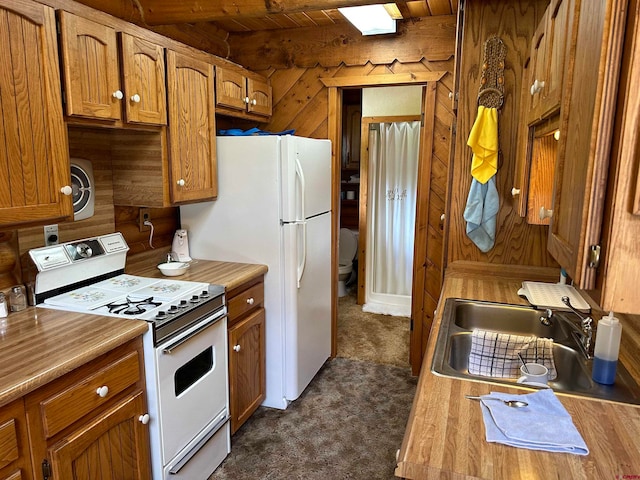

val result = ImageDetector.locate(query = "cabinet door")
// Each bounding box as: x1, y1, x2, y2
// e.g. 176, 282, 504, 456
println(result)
0, 399, 32, 480
527, 10, 548, 121
121, 33, 166, 125
228, 308, 266, 434
547, 0, 626, 288
543, 0, 572, 114
48, 392, 151, 480
58, 11, 121, 120
0, 1, 73, 227
167, 50, 217, 203
247, 76, 272, 117
215, 67, 247, 111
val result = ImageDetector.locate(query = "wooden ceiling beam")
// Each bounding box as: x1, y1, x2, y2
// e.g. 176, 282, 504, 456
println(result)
137, 0, 412, 26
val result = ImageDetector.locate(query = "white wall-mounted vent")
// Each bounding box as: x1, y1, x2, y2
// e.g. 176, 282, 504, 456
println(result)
70, 158, 95, 221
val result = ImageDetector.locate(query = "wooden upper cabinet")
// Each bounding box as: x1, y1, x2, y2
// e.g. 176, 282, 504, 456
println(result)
547, 0, 627, 290
247, 76, 272, 117
166, 50, 218, 203
0, 0, 73, 228
215, 65, 272, 117
120, 33, 167, 125
58, 11, 121, 120
528, 0, 573, 122
215, 67, 247, 111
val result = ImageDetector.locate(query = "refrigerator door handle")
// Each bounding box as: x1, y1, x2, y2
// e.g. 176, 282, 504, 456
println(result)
295, 155, 306, 222
297, 220, 307, 288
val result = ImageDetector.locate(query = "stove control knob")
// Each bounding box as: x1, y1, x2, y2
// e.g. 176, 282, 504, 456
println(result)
96, 386, 109, 398
190, 295, 199, 303
156, 311, 167, 320
201, 290, 210, 298
179, 300, 188, 308
76, 243, 93, 258
168, 305, 179, 313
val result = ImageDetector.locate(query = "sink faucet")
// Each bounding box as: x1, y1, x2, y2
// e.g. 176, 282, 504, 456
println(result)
538, 297, 593, 359
560, 296, 593, 359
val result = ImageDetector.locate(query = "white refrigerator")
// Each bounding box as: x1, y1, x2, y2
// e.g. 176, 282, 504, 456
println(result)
180, 135, 332, 409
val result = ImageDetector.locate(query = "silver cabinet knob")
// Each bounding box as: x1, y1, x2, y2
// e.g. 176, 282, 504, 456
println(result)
96, 385, 109, 398
130, 93, 141, 103
112, 90, 123, 100
511, 187, 521, 197
176, 179, 186, 187
138, 413, 150, 425
60, 185, 73, 196
233, 344, 241, 352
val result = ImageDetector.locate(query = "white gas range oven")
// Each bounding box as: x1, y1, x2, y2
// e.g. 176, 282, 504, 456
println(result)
29, 233, 230, 479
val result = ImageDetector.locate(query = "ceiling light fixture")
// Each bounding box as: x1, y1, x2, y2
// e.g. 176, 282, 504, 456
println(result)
338, 4, 398, 36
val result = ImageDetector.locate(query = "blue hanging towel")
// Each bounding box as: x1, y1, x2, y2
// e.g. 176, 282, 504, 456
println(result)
463, 176, 499, 252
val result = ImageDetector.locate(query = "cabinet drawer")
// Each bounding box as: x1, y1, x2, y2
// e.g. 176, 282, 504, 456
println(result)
228, 282, 264, 323
0, 418, 19, 470
39, 350, 140, 438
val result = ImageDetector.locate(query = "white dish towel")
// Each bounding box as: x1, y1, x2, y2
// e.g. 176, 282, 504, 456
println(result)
468, 329, 557, 379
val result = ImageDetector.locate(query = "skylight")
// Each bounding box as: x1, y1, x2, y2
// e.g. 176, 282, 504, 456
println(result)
338, 4, 399, 36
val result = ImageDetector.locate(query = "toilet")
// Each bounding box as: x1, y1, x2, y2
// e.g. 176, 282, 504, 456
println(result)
338, 228, 358, 297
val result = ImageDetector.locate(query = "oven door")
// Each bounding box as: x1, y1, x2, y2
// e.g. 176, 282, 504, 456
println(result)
155, 313, 228, 464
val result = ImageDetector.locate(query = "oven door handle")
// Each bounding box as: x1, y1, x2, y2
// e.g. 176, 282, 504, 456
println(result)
162, 315, 225, 354
168, 413, 229, 475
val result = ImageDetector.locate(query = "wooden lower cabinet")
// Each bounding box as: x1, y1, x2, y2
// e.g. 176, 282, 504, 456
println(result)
0, 399, 32, 480
24, 338, 151, 480
227, 278, 266, 434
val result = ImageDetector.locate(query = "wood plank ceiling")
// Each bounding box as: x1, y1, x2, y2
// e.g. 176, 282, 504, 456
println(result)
74, 0, 458, 33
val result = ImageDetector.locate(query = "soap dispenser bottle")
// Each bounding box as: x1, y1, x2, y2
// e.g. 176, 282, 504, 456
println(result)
592, 311, 622, 385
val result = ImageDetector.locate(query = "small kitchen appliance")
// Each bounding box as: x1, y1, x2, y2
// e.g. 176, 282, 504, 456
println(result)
172, 229, 192, 262
29, 233, 229, 479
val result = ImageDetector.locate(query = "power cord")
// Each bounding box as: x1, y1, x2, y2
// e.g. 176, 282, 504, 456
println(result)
144, 220, 155, 249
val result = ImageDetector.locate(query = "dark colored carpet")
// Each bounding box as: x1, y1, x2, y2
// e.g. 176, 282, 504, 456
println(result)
210, 291, 416, 480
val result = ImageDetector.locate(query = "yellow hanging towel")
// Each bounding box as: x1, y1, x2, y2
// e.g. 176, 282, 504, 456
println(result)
467, 105, 498, 184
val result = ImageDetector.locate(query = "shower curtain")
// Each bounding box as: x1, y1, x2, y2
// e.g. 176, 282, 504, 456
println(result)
363, 121, 420, 317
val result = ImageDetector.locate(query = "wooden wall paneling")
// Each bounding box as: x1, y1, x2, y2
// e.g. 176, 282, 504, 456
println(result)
228, 16, 457, 70
111, 129, 170, 207
448, 0, 558, 268
17, 128, 116, 255
114, 206, 178, 256
410, 83, 437, 375
0, 231, 20, 292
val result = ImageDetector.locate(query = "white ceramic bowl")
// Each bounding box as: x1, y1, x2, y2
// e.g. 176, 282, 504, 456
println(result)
157, 262, 189, 277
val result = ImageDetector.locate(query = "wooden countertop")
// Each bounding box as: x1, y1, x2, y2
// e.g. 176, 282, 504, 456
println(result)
395, 263, 640, 480
0, 254, 267, 408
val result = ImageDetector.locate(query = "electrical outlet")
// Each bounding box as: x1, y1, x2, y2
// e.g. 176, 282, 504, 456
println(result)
139, 208, 151, 231
44, 224, 59, 246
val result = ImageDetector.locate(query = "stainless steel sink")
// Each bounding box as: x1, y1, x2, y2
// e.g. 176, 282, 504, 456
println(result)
431, 298, 640, 405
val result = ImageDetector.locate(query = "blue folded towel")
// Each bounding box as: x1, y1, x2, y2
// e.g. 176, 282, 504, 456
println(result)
464, 176, 499, 252
218, 128, 296, 136
478, 389, 589, 455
